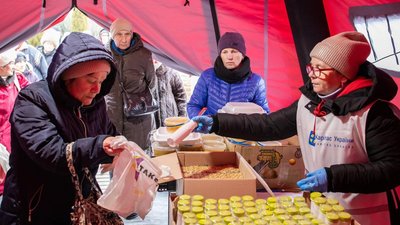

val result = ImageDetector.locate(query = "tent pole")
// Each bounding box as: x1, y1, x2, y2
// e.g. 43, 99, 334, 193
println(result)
209, 0, 221, 42
284, 0, 330, 84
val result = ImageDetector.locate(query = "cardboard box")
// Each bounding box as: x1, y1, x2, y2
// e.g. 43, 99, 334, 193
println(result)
225, 136, 305, 191
153, 151, 257, 199
169, 192, 361, 225
168, 193, 178, 225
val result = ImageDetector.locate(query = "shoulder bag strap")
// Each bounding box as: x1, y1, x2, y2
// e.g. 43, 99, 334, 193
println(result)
83, 167, 103, 198
66, 143, 103, 200
66, 143, 84, 201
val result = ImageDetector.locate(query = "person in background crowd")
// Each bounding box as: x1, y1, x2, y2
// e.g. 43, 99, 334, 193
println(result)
105, 18, 157, 151
0, 32, 126, 224
14, 52, 40, 83
192, 31, 400, 225
15, 41, 48, 80
0, 49, 29, 204
154, 60, 187, 127
98, 28, 111, 46
37, 28, 61, 66
187, 32, 270, 118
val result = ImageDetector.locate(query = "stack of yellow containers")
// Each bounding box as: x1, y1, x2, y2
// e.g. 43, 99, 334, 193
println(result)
175, 193, 353, 225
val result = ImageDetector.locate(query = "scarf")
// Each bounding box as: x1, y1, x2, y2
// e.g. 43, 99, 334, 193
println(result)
0, 73, 15, 87
214, 56, 252, 84
111, 39, 136, 56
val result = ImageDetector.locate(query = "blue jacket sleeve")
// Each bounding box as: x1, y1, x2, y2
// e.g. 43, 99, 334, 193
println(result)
253, 77, 270, 113
187, 73, 208, 118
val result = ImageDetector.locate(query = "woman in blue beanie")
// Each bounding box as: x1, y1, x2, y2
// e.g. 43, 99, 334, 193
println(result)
187, 32, 270, 118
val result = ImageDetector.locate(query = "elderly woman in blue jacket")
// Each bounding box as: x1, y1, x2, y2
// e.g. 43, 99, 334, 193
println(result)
0, 32, 126, 224
187, 32, 270, 118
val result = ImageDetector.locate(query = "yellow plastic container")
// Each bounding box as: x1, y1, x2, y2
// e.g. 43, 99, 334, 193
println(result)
202, 141, 226, 152
164, 116, 189, 133
201, 134, 224, 142
338, 212, 352, 224
180, 194, 192, 201
210, 215, 224, 223
242, 195, 255, 202
152, 141, 177, 156
192, 194, 205, 202
184, 217, 197, 225
218, 198, 230, 205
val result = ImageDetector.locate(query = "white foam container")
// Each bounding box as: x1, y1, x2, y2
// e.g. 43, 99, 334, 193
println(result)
218, 102, 265, 114
153, 127, 202, 147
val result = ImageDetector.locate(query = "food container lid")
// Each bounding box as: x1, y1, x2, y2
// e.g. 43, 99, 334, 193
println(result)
218, 102, 265, 114
153, 127, 201, 145
164, 117, 189, 126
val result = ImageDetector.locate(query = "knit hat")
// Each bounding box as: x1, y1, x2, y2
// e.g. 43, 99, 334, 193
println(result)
110, 18, 133, 38
218, 32, 246, 55
40, 28, 61, 48
310, 31, 371, 80
0, 49, 17, 67
62, 60, 111, 80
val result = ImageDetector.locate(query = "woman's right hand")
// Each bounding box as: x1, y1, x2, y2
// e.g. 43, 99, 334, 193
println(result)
192, 116, 213, 133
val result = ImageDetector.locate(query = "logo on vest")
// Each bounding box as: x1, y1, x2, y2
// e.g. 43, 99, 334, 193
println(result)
308, 130, 354, 149
308, 131, 316, 146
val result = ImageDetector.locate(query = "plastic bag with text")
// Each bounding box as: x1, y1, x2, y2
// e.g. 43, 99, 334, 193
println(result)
97, 141, 161, 219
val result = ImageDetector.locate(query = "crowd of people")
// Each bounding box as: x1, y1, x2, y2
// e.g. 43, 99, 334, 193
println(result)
0, 17, 398, 225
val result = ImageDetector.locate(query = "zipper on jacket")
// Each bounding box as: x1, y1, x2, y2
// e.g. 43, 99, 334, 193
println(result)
75, 106, 88, 137
28, 184, 44, 222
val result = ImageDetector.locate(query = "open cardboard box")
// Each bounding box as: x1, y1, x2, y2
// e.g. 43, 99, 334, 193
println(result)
168, 192, 361, 225
225, 135, 305, 191
152, 151, 257, 199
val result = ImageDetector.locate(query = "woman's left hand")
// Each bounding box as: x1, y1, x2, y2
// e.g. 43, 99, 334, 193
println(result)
103, 136, 128, 156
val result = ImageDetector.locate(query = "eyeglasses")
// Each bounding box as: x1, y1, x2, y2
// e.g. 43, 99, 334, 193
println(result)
306, 64, 335, 78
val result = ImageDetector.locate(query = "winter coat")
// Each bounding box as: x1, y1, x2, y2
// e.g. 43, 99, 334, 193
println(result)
20, 65, 40, 83
187, 68, 270, 118
105, 33, 157, 149
212, 62, 400, 225
37, 46, 56, 67
0, 32, 118, 225
0, 72, 29, 195
17, 42, 48, 80
156, 64, 187, 126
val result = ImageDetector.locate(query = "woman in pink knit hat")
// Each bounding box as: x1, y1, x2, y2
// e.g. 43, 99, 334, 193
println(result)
192, 31, 400, 225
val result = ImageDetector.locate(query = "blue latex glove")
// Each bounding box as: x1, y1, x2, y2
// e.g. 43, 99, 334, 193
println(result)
297, 168, 328, 192
191, 116, 213, 134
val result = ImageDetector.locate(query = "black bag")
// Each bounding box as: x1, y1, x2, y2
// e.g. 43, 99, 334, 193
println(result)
121, 85, 159, 118
118, 69, 159, 118
66, 143, 124, 225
